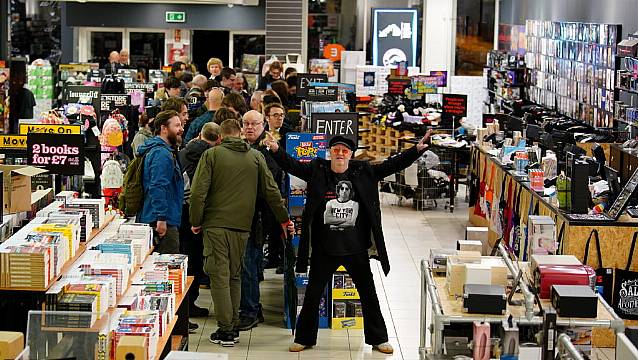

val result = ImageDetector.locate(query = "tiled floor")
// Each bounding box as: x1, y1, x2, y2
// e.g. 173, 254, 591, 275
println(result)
188, 192, 467, 360
187, 193, 616, 359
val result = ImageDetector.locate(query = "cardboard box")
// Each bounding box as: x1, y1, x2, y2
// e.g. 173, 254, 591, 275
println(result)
466, 227, 489, 254
457, 240, 483, 254
0, 331, 23, 359
530, 254, 581, 273
0, 165, 48, 214
116, 335, 148, 360
465, 263, 492, 285
446, 253, 482, 297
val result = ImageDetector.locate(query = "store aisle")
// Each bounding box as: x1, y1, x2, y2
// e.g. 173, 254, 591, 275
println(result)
189, 193, 469, 360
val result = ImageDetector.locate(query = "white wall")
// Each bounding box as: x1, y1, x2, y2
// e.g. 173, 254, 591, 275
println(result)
422, 0, 456, 74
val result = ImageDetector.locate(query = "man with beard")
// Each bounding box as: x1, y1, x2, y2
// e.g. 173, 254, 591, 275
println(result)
161, 97, 189, 146
136, 110, 185, 254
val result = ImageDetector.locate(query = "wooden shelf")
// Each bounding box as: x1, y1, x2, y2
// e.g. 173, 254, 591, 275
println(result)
155, 315, 178, 360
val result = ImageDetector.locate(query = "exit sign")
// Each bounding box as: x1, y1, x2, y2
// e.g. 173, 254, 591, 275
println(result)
166, 11, 186, 23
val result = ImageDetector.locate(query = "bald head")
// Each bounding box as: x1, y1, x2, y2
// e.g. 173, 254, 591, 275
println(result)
208, 88, 224, 110
109, 51, 120, 63
192, 74, 208, 90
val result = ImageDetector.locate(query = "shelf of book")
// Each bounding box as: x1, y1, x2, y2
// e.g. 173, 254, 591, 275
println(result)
0, 215, 115, 292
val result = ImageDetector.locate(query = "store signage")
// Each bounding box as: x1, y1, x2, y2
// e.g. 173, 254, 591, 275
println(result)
323, 43, 346, 62
430, 71, 448, 87
19, 124, 82, 135
62, 85, 101, 114
411, 76, 438, 94
27, 134, 84, 175
311, 112, 358, 147
387, 77, 412, 95
124, 83, 156, 98
166, 11, 186, 23
306, 86, 338, 102
442, 94, 468, 118
297, 73, 328, 98
100, 94, 131, 113
0, 135, 27, 149
372, 8, 418, 67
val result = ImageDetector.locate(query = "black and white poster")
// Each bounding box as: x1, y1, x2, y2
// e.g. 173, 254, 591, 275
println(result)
310, 112, 358, 147
124, 83, 157, 99
324, 180, 359, 230
372, 8, 418, 67
297, 73, 329, 98
100, 94, 131, 113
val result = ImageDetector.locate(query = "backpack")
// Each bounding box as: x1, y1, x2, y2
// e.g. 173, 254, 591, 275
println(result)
118, 154, 146, 217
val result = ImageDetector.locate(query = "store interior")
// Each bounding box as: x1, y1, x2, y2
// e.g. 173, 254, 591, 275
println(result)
2, 0, 638, 359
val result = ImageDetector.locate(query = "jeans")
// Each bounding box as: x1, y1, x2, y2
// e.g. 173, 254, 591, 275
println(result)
240, 236, 263, 319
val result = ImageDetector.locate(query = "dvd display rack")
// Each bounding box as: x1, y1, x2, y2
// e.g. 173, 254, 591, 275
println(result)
525, 20, 621, 128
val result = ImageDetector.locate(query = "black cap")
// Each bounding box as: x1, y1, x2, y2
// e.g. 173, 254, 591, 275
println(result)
328, 135, 356, 151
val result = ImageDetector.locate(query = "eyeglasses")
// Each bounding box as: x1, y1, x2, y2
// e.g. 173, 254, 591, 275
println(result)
339, 186, 350, 191
268, 113, 285, 118
330, 148, 351, 155
243, 122, 263, 128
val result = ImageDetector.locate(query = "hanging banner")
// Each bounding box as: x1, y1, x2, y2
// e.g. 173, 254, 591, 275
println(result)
372, 8, 419, 67
27, 133, 85, 175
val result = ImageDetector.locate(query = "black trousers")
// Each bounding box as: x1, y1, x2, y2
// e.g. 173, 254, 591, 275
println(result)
294, 250, 388, 346
180, 204, 205, 307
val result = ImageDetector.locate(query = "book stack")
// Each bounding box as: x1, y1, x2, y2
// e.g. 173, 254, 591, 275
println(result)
5, 245, 52, 288
35, 223, 80, 258
152, 254, 187, 295
81, 263, 130, 296
67, 198, 106, 229
45, 213, 83, 243
98, 238, 134, 264
55, 191, 77, 205
144, 268, 169, 283
49, 293, 98, 328
133, 295, 175, 336
114, 310, 160, 360
59, 208, 93, 242
65, 283, 109, 316
118, 224, 152, 263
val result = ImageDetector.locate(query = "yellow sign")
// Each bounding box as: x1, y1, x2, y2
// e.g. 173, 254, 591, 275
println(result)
0, 135, 27, 149
58, 64, 92, 72
19, 124, 82, 135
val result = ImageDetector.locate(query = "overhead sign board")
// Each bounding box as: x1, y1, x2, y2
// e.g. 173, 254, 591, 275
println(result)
372, 8, 418, 67
166, 11, 186, 23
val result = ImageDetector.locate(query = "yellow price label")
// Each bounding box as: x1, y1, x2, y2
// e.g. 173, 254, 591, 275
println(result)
19, 124, 82, 135
0, 135, 27, 149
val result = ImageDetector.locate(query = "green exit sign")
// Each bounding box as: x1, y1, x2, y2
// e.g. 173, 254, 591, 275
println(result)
166, 11, 186, 23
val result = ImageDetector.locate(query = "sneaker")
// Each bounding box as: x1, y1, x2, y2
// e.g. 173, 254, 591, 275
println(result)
235, 316, 259, 331
188, 321, 199, 334
288, 342, 308, 352
189, 305, 209, 318
373, 342, 394, 354
209, 331, 238, 347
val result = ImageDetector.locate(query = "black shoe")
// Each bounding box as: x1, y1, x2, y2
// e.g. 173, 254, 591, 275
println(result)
235, 316, 259, 331
189, 305, 209, 317
188, 321, 199, 334
275, 265, 284, 274
210, 330, 239, 347
257, 308, 265, 323
264, 259, 278, 269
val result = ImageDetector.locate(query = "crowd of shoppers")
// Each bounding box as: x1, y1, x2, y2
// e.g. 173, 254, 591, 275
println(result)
121, 55, 431, 355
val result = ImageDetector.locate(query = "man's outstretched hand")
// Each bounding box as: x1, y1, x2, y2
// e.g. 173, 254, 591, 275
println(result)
416, 129, 433, 151
264, 131, 280, 153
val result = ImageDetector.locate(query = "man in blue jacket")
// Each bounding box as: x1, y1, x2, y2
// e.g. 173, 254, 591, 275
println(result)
137, 110, 185, 254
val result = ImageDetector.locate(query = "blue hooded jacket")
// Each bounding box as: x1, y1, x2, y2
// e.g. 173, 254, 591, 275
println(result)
136, 136, 184, 227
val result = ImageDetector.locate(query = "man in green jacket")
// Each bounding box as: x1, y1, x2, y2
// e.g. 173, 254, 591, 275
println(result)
189, 119, 291, 347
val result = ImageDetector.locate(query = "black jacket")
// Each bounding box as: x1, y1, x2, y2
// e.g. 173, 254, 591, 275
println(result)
272, 146, 424, 275
178, 139, 212, 182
